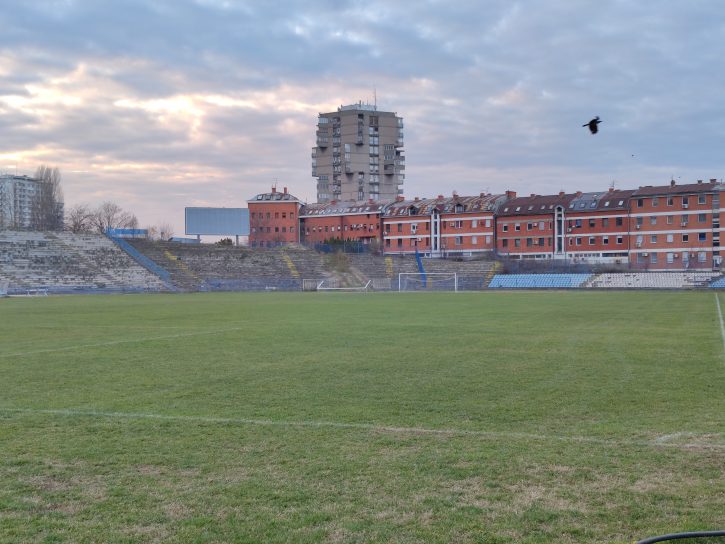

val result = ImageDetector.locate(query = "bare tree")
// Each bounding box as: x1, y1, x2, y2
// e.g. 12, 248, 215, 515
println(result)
65, 203, 95, 233
158, 223, 174, 240
91, 201, 138, 233
145, 224, 160, 240
32, 165, 64, 230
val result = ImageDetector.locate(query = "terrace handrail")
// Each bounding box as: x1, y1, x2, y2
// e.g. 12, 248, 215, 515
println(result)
105, 232, 174, 289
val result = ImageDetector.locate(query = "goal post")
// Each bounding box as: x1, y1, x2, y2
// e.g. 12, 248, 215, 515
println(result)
398, 272, 458, 292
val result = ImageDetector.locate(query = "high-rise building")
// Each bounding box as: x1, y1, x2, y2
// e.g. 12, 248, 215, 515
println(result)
312, 103, 404, 203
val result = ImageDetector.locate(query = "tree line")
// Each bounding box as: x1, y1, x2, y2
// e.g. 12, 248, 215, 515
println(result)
3, 165, 174, 239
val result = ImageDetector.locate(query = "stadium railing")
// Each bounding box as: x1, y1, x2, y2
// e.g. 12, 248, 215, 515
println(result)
106, 234, 175, 289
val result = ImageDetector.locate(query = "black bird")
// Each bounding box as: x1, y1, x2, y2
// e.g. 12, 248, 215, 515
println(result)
583, 116, 602, 134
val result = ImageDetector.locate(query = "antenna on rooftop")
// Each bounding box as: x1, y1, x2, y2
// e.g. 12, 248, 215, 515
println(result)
374, 87, 377, 109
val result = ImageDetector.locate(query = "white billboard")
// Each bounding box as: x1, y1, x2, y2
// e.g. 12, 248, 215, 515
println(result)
185, 207, 249, 236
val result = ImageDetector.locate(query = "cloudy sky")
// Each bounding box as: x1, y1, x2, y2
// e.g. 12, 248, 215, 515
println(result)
2, 1, 725, 235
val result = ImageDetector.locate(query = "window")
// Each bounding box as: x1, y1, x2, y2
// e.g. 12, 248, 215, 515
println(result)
250, 212, 256, 219
650, 216, 657, 225
485, 236, 492, 244
385, 239, 391, 247
515, 223, 521, 231
666, 234, 674, 243
589, 219, 596, 228
576, 237, 582, 246
454, 220, 463, 229
526, 238, 533, 247
667, 253, 674, 264
472, 236, 478, 245
682, 234, 689, 242
485, 219, 492, 228
575, 219, 582, 228
616, 217, 623, 226
527, 222, 534, 231
502, 225, 509, 232
275, 227, 279, 233
281, 227, 286, 233
589, 237, 596, 245
652, 197, 659, 207
603, 236, 609, 245
397, 223, 403, 232
699, 252, 707, 262
667, 215, 674, 225
636, 217, 643, 227
397, 239, 402, 247
616, 236, 623, 245
699, 232, 707, 242
637, 253, 646, 263
539, 221, 545, 230
682, 196, 689, 208
636, 235, 644, 246
651, 253, 658, 264
602, 218, 609, 227
471, 220, 478, 228
275, 212, 279, 219
667, 197, 673, 206
681, 215, 689, 226
514, 239, 521, 247
539, 237, 545, 246
251, 227, 256, 233
699, 194, 706, 204
454, 236, 463, 246
502, 239, 508, 248
650, 235, 657, 243
637, 198, 644, 208
698, 213, 707, 223
282, 212, 286, 219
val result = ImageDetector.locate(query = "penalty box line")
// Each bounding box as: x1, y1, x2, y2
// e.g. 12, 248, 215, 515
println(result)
0, 327, 246, 359
2, 407, 723, 452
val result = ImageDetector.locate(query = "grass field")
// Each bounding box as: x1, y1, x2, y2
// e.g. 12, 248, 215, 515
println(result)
0, 291, 723, 543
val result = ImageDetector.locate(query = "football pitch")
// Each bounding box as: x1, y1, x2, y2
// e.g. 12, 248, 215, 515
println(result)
0, 291, 723, 543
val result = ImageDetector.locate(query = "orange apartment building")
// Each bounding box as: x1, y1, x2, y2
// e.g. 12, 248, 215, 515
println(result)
246, 179, 722, 271
382, 193, 504, 256
247, 187, 303, 247
628, 180, 720, 270
299, 200, 385, 244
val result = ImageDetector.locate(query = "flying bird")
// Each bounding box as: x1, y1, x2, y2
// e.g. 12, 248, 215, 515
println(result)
583, 116, 602, 134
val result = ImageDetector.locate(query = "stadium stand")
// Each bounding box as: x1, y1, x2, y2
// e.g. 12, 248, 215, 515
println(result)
126, 240, 332, 291
709, 275, 725, 288
586, 272, 718, 289
488, 273, 592, 289
0, 230, 169, 294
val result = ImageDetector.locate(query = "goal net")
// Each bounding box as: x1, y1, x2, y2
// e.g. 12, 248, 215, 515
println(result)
302, 279, 371, 292
398, 273, 458, 292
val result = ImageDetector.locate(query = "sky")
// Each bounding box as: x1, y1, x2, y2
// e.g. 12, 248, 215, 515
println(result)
2, 1, 725, 236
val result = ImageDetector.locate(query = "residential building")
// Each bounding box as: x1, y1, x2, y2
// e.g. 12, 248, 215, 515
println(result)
0, 174, 43, 229
312, 103, 404, 203
247, 187, 302, 247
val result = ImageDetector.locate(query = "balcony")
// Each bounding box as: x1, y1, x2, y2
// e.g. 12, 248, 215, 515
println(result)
317, 138, 328, 148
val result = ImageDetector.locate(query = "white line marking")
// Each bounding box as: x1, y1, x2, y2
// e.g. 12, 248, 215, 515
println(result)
0, 327, 245, 359
715, 293, 725, 362
2, 408, 723, 451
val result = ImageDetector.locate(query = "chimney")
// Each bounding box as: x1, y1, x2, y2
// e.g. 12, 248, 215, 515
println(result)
559, 191, 565, 197
576, 191, 582, 197
271, 186, 276, 193
530, 193, 536, 198
368, 198, 374, 205
670, 180, 676, 187
330, 199, 337, 205
710, 178, 717, 183
396, 195, 405, 202
608, 187, 614, 192
437, 194, 444, 200
697, 179, 703, 184
414, 196, 420, 202
480, 192, 486, 198
452, 190, 458, 198
505, 190, 517, 199
283, 186, 288, 194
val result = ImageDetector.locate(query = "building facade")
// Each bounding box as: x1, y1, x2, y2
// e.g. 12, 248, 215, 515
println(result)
0, 174, 42, 229
312, 103, 404, 203
300, 200, 385, 245
247, 187, 302, 247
